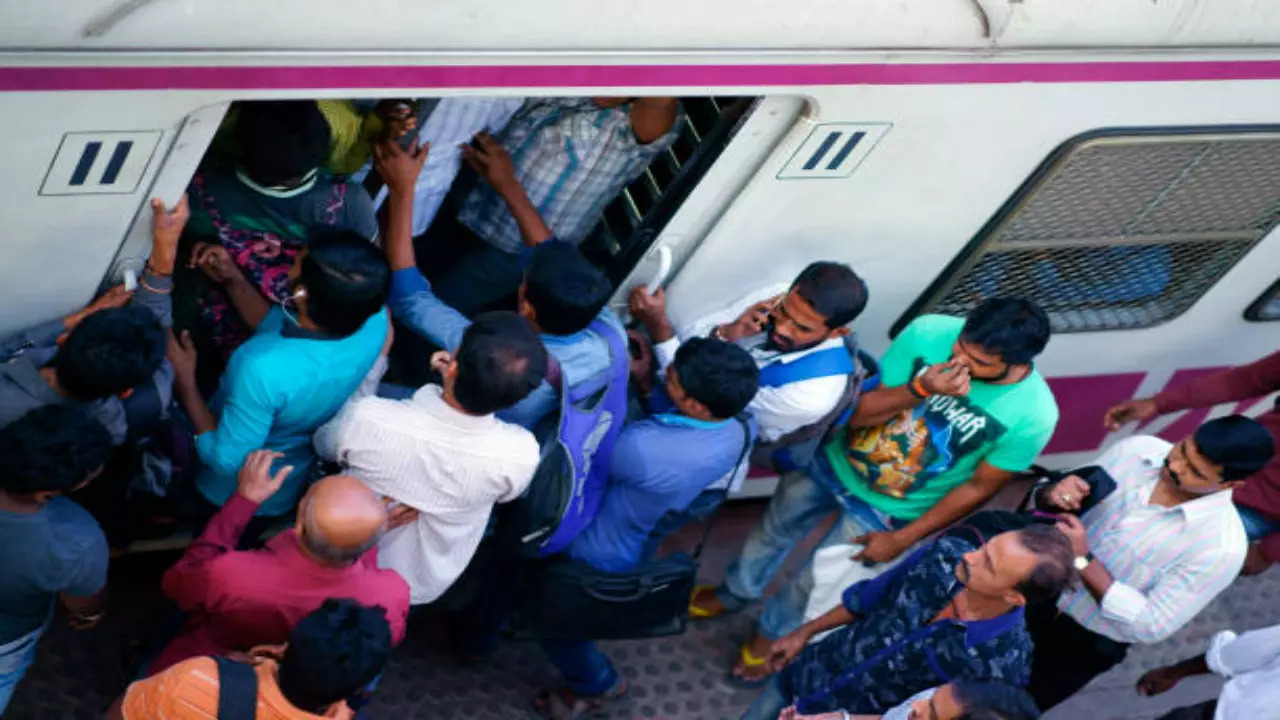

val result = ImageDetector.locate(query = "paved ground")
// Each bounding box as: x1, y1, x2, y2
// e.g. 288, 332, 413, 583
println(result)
8, 499, 1275, 719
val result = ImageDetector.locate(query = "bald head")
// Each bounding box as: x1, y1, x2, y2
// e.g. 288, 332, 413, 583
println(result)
296, 475, 387, 566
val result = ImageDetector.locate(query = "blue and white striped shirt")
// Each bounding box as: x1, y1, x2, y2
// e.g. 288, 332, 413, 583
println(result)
360, 97, 524, 237
456, 98, 683, 253
1058, 435, 1248, 644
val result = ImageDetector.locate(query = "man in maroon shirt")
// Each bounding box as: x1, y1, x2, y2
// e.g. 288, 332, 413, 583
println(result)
1105, 349, 1280, 575
148, 449, 411, 675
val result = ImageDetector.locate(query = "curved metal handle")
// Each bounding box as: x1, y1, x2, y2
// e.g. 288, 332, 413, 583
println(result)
583, 578, 663, 603
644, 245, 673, 294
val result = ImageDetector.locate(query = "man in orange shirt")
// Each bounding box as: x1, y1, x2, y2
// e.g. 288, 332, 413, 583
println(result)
108, 598, 390, 720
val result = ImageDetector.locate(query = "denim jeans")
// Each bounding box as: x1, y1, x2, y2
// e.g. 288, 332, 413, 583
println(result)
1237, 504, 1280, 542
0, 622, 45, 714
540, 639, 620, 696
718, 454, 903, 640
740, 674, 791, 720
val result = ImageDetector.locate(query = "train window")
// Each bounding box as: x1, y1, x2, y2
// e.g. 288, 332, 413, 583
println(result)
1246, 277, 1280, 321
893, 128, 1280, 336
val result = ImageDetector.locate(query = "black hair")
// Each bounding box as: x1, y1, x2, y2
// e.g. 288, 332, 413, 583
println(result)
791, 261, 868, 329
960, 297, 1051, 365
1194, 414, 1276, 482
671, 337, 759, 419
523, 242, 613, 336
235, 100, 332, 187
953, 680, 1042, 720
1012, 524, 1077, 604
454, 312, 549, 415
277, 598, 391, 713
0, 405, 113, 495
300, 232, 391, 337
55, 305, 165, 400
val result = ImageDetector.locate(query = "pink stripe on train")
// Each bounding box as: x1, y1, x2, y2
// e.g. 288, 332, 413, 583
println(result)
4, 59, 1280, 92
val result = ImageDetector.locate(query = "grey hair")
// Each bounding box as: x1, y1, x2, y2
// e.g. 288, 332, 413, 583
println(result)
299, 511, 384, 566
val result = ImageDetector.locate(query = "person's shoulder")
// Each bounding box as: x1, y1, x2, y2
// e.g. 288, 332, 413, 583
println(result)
486, 418, 541, 466
1102, 434, 1173, 463
903, 313, 964, 338
43, 497, 108, 552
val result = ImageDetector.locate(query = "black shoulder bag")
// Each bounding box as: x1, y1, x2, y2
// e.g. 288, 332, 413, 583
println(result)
510, 416, 752, 641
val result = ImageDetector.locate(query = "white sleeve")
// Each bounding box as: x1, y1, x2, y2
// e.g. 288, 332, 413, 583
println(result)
748, 375, 844, 443
1207, 625, 1280, 678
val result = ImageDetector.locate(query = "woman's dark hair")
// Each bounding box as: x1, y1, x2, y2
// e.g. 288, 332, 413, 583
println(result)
1194, 414, 1275, 481
55, 305, 165, 400
453, 312, 549, 415
523, 242, 613, 336
235, 100, 331, 187
953, 680, 1042, 720
960, 297, 1051, 365
1012, 524, 1078, 604
791, 261, 868, 329
0, 405, 114, 495
300, 232, 391, 337
671, 337, 760, 419
277, 598, 392, 713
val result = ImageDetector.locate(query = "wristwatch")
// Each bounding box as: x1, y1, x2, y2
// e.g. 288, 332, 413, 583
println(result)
1073, 551, 1095, 571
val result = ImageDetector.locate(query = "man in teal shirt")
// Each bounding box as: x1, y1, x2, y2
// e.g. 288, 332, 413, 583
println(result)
691, 297, 1059, 686
168, 233, 391, 518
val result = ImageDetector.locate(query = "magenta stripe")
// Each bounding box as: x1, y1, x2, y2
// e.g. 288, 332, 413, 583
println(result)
4, 60, 1280, 92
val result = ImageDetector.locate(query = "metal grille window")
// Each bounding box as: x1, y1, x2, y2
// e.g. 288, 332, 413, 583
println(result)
897, 129, 1280, 335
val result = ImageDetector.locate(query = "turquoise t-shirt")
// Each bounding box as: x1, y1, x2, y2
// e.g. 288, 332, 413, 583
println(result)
827, 314, 1059, 520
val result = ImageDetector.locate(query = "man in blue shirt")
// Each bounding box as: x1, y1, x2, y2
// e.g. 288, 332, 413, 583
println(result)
0, 405, 115, 713
373, 135, 624, 432
533, 336, 760, 718
168, 233, 391, 519
741, 525, 1076, 720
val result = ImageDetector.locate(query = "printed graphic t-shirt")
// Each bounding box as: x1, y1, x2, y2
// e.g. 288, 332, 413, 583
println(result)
826, 314, 1058, 520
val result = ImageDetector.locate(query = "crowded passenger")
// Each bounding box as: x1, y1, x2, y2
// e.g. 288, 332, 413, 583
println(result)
170, 232, 391, 522
376, 134, 625, 430
534, 336, 760, 718
628, 262, 869, 467
429, 97, 683, 315
780, 680, 1042, 720
1104, 348, 1280, 576
1136, 619, 1280, 720
691, 297, 1058, 686
0, 196, 185, 439
181, 100, 378, 360
314, 311, 546, 605
148, 451, 410, 675
0, 406, 115, 715
1023, 415, 1274, 711
110, 598, 392, 720
740, 524, 1076, 720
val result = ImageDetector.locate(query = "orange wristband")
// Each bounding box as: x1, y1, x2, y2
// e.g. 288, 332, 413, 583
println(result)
910, 377, 931, 399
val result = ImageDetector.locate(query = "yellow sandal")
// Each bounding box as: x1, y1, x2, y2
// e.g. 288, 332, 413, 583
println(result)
687, 584, 724, 619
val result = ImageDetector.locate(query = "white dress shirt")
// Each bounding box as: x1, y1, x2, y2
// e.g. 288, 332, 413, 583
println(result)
1056, 435, 1248, 644
1205, 623, 1280, 720
314, 377, 539, 604
653, 283, 847, 444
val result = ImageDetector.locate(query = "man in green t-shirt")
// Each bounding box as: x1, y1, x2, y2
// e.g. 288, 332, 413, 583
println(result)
690, 297, 1059, 686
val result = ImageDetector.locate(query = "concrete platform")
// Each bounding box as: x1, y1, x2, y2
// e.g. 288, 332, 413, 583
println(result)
7, 500, 1277, 719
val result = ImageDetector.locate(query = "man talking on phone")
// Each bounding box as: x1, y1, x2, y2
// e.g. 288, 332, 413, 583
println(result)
685, 297, 1060, 686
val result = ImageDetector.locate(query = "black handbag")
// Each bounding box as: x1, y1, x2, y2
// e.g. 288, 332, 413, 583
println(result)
510, 416, 751, 641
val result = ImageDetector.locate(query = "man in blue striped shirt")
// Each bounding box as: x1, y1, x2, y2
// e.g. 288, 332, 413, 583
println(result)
432, 97, 683, 316
1025, 414, 1275, 711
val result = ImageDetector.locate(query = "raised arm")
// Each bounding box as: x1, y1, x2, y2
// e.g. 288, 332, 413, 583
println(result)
373, 138, 473, 352
188, 243, 270, 330
461, 131, 553, 248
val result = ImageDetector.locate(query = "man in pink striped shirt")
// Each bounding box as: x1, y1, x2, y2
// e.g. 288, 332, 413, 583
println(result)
1022, 414, 1274, 711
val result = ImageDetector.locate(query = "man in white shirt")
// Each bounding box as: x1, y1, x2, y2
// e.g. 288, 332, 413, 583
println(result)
1136, 621, 1280, 720
314, 311, 546, 604
630, 261, 868, 458
1026, 414, 1275, 711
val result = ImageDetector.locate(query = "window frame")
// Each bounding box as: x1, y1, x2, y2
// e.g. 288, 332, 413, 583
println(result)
1245, 276, 1280, 322
890, 124, 1280, 338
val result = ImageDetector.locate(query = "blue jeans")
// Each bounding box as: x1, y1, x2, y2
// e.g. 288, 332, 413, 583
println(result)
540, 639, 620, 695
718, 454, 896, 640
740, 674, 791, 720
1237, 505, 1280, 542
0, 622, 45, 714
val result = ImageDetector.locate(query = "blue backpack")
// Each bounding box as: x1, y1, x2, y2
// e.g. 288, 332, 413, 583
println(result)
752, 335, 880, 472
517, 317, 631, 557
